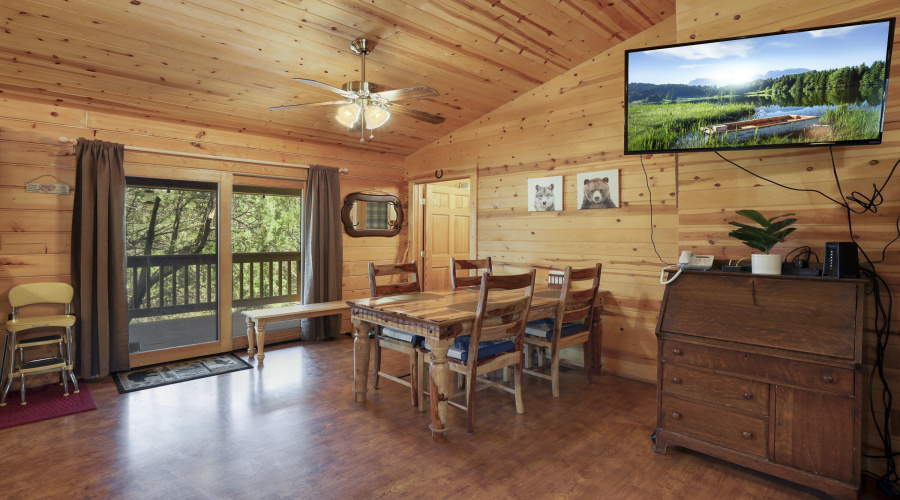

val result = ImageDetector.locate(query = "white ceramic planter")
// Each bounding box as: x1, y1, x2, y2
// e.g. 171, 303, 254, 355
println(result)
751, 253, 782, 275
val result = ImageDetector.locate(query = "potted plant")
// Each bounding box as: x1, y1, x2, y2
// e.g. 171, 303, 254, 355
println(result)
727, 210, 797, 275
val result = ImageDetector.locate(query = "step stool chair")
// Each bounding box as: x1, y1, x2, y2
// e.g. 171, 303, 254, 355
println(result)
1, 283, 79, 406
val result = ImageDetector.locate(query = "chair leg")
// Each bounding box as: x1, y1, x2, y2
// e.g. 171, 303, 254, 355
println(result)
19, 373, 26, 405
0, 369, 11, 406
372, 334, 382, 390
583, 338, 593, 384
408, 348, 418, 407
418, 350, 428, 413
60, 366, 70, 397
466, 370, 476, 434
514, 360, 525, 414
66, 326, 80, 393
551, 347, 561, 398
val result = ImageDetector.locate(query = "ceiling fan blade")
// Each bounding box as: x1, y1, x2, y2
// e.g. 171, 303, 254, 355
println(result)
292, 78, 359, 99
268, 100, 348, 111
389, 103, 446, 125
370, 86, 440, 102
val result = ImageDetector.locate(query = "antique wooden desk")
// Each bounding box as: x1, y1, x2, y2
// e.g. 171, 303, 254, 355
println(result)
347, 286, 604, 442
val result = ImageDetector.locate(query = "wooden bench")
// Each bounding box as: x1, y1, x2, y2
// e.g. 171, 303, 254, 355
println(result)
242, 301, 350, 361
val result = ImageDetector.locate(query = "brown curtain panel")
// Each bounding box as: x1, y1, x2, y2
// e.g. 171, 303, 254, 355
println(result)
300, 165, 343, 340
71, 138, 130, 378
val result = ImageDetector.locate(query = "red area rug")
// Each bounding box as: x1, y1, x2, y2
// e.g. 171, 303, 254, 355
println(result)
0, 382, 97, 430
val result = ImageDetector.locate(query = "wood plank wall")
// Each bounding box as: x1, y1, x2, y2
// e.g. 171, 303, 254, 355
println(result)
0, 95, 408, 368
406, 0, 900, 476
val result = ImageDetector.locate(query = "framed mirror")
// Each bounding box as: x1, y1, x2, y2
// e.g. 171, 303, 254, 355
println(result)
341, 193, 404, 237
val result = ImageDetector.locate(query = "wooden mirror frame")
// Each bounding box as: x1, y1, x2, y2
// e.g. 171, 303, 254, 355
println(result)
341, 193, 404, 238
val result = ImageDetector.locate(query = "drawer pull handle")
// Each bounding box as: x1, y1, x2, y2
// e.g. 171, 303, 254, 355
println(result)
671, 412, 682, 420
742, 431, 753, 440
822, 376, 834, 384
672, 377, 682, 384
672, 348, 682, 355
743, 393, 753, 400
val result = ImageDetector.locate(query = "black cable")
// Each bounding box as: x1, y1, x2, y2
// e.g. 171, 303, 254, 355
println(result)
716, 148, 900, 493
640, 155, 669, 266
714, 150, 847, 205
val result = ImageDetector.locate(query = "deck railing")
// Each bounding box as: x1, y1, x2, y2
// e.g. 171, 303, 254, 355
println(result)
127, 252, 302, 319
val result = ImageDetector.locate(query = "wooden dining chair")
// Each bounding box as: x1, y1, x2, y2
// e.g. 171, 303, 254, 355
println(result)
368, 261, 424, 406
422, 270, 535, 434
450, 257, 492, 290
524, 264, 601, 397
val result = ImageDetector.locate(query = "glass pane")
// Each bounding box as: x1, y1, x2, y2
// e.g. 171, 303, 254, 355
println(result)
125, 180, 218, 353
231, 189, 303, 337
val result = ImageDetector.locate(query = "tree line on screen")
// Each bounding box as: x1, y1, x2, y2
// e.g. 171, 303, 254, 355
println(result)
628, 61, 887, 103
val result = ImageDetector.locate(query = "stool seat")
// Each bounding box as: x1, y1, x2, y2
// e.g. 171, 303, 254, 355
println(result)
6, 315, 75, 333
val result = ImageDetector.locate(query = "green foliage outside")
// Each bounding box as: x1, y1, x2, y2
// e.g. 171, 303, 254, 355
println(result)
125, 187, 303, 323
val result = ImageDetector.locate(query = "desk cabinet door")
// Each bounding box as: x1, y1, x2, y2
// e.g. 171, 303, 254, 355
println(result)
774, 386, 858, 485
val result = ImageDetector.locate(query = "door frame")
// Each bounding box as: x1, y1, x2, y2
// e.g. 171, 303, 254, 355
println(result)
409, 174, 477, 291
125, 164, 234, 367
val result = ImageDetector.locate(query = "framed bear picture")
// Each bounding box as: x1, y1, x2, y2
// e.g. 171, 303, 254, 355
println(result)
527, 175, 563, 212
577, 169, 620, 210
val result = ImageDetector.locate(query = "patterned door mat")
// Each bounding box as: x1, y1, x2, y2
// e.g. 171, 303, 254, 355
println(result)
113, 353, 252, 394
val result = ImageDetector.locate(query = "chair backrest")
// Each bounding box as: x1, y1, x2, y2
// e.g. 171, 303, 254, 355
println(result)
450, 257, 493, 290
468, 270, 536, 361
368, 261, 422, 298
9, 283, 74, 308
552, 264, 602, 339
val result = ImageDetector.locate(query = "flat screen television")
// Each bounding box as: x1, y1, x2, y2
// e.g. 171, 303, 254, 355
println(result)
624, 19, 895, 155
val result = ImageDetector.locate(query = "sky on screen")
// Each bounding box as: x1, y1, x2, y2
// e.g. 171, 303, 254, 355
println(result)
628, 22, 891, 86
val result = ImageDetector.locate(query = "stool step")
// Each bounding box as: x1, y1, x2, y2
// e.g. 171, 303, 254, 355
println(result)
19, 357, 66, 374
15, 334, 64, 348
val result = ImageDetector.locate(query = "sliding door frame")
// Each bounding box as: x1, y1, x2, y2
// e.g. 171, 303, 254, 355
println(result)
126, 164, 233, 368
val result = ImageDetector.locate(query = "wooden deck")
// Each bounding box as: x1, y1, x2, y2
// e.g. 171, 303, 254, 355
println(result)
0, 337, 889, 499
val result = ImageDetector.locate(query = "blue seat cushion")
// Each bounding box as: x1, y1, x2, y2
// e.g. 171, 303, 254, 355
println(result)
447, 335, 515, 362
379, 327, 424, 346
525, 317, 586, 339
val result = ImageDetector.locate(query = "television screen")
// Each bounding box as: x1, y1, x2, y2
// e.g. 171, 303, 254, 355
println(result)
624, 19, 895, 155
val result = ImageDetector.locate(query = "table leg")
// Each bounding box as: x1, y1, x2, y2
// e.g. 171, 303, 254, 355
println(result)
255, 320, 266, 361
352, 319, 372, 403
246, 316, 255, 357
429, 342, 452, 442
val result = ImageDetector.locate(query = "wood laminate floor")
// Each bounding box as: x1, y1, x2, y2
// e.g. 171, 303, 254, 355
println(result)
0, 336, 888, 499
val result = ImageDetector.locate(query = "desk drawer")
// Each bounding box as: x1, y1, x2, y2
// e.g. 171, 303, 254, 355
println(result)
661, 396, 768, 458
662, 340, 854, 396
662, 364, 768, 416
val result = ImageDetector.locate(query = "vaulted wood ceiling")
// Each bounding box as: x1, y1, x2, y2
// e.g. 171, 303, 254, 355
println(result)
1, 0, 675, 156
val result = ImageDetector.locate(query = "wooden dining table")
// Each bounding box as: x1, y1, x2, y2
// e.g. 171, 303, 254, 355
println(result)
347, 286, 604, 442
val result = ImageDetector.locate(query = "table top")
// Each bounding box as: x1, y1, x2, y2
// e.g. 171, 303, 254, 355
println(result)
346, 287, 561, 340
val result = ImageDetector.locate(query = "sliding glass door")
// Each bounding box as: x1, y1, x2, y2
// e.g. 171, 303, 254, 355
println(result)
125, 177, 220, 357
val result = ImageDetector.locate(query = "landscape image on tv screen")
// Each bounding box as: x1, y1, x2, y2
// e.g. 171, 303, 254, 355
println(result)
625, 19, 894, 154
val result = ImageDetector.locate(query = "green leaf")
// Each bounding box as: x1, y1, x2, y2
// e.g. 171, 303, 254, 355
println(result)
734, 209, 769, 227
765, 213, 796, 225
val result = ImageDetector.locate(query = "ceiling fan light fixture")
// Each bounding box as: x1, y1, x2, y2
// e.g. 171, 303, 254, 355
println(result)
336, 103, 361, 128
364, 105, 390, 129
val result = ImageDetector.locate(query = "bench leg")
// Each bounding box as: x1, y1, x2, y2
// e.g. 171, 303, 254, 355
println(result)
255, 321, 266, 361
246, 317, 256, 358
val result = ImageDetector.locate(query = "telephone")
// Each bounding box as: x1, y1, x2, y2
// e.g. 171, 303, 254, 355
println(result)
660, 251, 715, 285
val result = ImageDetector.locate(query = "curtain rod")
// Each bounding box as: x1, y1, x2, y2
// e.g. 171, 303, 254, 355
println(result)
58, 137, 348, 173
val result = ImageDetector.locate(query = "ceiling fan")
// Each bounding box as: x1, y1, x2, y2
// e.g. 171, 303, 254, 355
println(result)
269, 38, 446, 142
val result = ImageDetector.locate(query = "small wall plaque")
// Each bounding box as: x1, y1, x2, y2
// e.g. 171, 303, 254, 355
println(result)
24, 175, 71, 195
